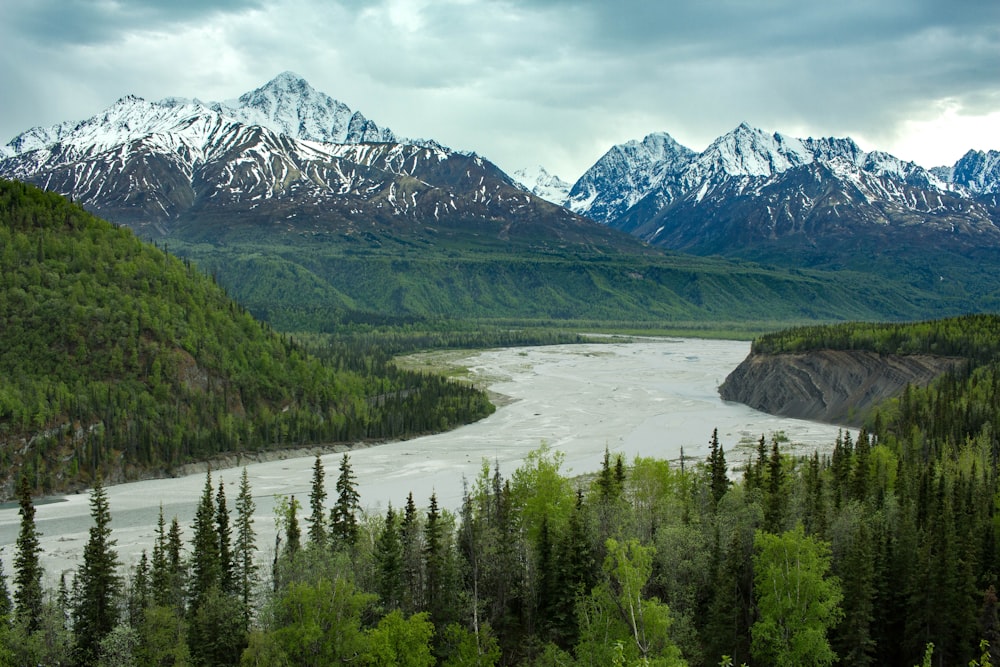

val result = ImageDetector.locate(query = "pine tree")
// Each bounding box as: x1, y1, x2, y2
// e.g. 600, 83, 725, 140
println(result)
708, 428, 730, 506
375, 503, 405, 611
150, 505, 170, 606
73, 474, 122, 666
128, 550, 151, 627
763, 438, 786, 533
216, 479, 234, 594
307, 454, 328, 548
401, 492, 424, 614
166, 516, 186, 612
423, 492, 457, 630
233, 467, 257, 628
0, 556, 11, 621
14, 475, 44, 632
189, 471, 220, 610
285, 495, 302, 558
331, 453, 361, 548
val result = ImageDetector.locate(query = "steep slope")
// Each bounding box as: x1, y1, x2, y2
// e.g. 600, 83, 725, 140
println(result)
206, 71, 398, 144
720, 315, 1000, 425
0, 180, 493, 497
567, 132, 697, 224
511, 165, 571, 205
719, 350, 962, 425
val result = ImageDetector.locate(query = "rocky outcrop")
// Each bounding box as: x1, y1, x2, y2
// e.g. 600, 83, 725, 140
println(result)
719, 349, 965, 426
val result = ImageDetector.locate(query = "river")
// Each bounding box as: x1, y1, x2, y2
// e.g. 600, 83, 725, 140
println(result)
0, 338, 846, 581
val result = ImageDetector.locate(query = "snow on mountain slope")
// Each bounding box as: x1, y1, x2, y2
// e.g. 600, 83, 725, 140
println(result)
571, 122, 984, 229
567, 132, 697, 223
947, 149, 1000, 195
511, 165, 571, 205
209, 71, 397, 145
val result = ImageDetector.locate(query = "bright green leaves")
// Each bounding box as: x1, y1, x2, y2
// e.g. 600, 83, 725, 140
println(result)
751, 525, 843, 667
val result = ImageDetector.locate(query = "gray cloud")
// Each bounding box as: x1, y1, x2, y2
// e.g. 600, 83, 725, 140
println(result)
1, 0, 998, 180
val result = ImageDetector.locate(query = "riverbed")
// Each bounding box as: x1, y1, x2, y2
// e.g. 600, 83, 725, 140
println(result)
0, 338, 845, 580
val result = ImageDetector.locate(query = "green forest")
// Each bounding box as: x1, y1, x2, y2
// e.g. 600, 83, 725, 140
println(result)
0, 180, 496, 497
4, 315, 1000, 665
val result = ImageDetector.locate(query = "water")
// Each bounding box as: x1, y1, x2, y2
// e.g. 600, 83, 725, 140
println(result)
0, 338, 845, 580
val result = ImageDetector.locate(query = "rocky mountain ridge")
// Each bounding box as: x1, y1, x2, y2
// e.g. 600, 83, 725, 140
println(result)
0, 74, 621, 248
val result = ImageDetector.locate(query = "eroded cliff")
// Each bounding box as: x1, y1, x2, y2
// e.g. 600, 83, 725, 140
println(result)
719, 349, 965, 426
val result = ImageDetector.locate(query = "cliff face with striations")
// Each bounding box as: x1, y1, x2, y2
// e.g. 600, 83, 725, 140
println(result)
719, 349, 965, 426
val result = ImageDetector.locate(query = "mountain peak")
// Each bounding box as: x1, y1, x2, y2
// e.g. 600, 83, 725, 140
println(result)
213, 73, 397, 145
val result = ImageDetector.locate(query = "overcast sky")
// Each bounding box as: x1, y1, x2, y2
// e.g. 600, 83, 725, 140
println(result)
2, 0, 998, 181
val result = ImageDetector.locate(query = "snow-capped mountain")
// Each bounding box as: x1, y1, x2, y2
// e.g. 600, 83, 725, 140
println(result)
569, 123, 1000, 267
205, 71, 398, 145
0, 75, 635, 250
943, 149, 1000, 197
566, 132, 697, 224
511, 165, 571, 205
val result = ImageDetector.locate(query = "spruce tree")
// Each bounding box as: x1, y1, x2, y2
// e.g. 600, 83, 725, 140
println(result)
0, 555, 11, 621
233, 467, 257, 628
216, 480, 234, 594
189, 471, 220, 610
331, 453, 361, 547
128, 551, 151, 627
375, 503, 404, 611
708, 428, 730, 506
307, 454, 327, 548
401, 492, 424, 614
73, 474, 122, 666
150, 505, 169, 607
166, 516, 186, 612
14, 474, 43, 632
285, 495, 302, 558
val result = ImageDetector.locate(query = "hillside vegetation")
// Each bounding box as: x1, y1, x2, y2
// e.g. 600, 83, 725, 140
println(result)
169, 231, 951, 333
0, 180, 494, 497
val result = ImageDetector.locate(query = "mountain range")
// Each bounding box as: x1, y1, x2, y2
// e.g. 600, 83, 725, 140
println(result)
3, 72, 1000, 326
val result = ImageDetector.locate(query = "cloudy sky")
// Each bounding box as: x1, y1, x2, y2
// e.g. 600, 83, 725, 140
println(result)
2, 0, 998, 181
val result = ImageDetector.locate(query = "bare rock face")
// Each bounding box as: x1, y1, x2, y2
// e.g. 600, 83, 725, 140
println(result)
719, 349, 965, 425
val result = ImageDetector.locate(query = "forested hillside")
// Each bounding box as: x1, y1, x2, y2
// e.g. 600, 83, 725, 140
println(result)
0, 180, 494, 497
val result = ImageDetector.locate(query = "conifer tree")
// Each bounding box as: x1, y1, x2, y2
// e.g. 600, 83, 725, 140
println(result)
307, 454, 328, 548
331, 453, 361, 547
14, 475, 43, 632
73, 474, 122, 666
128, 551, 151, 627
150, 505, 169, 606
0, 555, 11, 621
708, 428, 730, 506
423, 492, 457, 630
375, 503, 404, 611
166, 516, 186, 611
216, 479, 234, 594
189, 471, 220, 610
401, 492, 424, 614
763, 438, 786, 533
233, 467, 257, 627
285, 495, 302, 558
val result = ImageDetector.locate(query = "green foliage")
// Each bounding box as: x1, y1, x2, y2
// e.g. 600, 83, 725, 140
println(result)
0, 179, 495, 496
751, 526, 843, 667
13, 475, 43, 632
362, 610, 436, 666
170, 227, 944, 334
73, 475, 123, 666
17, 315, 1000, 666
